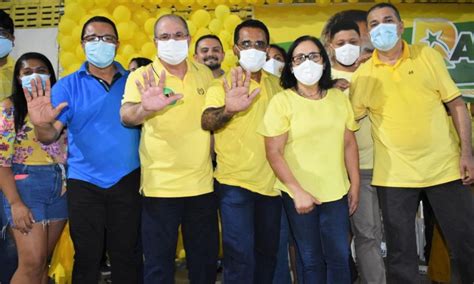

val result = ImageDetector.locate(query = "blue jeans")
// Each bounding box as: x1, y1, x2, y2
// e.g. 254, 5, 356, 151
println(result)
0, 208, 17, 284
142, 192, 218, 284
218, 184, 281, 284
282, 192, 351, 284
273, 205, 292, 284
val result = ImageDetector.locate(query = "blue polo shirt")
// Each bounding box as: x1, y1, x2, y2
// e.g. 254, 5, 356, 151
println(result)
51, 62, 140, 188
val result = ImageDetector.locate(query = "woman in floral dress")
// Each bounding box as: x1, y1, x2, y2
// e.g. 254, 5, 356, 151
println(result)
0, 52, 67, 284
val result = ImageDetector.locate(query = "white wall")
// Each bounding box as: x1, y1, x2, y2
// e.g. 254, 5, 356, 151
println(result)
10, 27, 60, 77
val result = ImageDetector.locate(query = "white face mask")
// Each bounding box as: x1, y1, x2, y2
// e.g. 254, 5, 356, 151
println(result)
263, 58, 285, 77
292, 60, 324, 86
239, 48, 267, 73
334, 43, 360, 66
157, 39, 188, 65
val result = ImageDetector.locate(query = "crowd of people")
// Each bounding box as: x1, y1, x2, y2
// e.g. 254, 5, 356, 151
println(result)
0, 2, 473, 284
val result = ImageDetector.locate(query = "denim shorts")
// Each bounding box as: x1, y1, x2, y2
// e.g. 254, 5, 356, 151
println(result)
2, 163, 68, 229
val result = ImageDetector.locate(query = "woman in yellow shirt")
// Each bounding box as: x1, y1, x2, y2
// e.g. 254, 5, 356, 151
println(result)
0, 52, 67, 283
259, 36, 360, 284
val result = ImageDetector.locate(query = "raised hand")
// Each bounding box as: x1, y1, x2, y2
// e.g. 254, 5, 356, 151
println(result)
136, 68, 182, 112
24, 77, 67, 127
223, 67, 260, 115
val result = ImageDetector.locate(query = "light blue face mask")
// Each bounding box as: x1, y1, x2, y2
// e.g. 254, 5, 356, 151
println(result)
21, 73, 50, 93
84, 41, 116, 68
0, 37, 13, 58
370, 23, 399, 52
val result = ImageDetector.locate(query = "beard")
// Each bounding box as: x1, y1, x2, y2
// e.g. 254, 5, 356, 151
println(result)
204, 56, 221, 70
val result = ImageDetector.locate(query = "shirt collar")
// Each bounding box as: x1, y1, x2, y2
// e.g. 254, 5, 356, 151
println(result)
78, 61, 127, 76
0, 56, 14, 70
151, 57, 195, 78
372, 40, 411, 66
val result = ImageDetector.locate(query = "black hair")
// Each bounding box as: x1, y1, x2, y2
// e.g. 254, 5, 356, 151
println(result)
81, 16, 118, 41
129, 57, 152, 68
154, 14, 189, 37
11, 52, 57, 133
0, 9, 14, 35
233, 19, 270, 46
321, 10, 367, 44
367, 3, 401, 21
194, 34, 223, 54
280, 36, 333, 91
329, 20, 360, 41
269, 44, 288, 62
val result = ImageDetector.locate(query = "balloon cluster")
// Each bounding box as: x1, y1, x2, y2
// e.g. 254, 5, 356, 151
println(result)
57, 0, 253, 75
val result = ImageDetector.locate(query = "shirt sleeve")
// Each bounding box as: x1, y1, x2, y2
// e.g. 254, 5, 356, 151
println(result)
0, 103, 15, 167
424, 46, 461, 102
349, 71, 368, 120
122, 66, 146, 105
203, 79, 226, 111
51, 81, 71, 125
258, 92, 291, 137
344, 94, 360, 131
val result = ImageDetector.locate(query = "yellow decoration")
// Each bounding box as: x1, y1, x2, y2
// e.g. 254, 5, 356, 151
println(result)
48, 223, 74, 284
60, 52, 77, 69
347, 0, 358, 3
197, 0, 212, 6
316, 0, 330, 5
390, 0, 402, 3
223, 14, 241, 32
187, 20, 197, 36
94, 0, 113, 7
115, 54, 127, 67
135, 32, 150, 47
266, 0, 279, 4
219, 30, 232, 44
64, 3, 86, 22
132, 9, 151, 26
75, 44, 85, 60
209, 18, 223, 34
89, 9, 112, 20
215, 5, 231, 20
195, 27, 211, 39
145, 18, 157, 37
113, 5, 132, 23
141, 42, 157, 58
179, 0, 196, 6
214, 0, 228, 4
117, 22, 135, 41
229, 0, 242, 5
281, 0, 293, 4
77, 0, 94, 9
58, 35, 75, 51
121, 44, 137, 57
245, 0, 258, 4
191, 9, 212, 28
58, 17, 76, 35
72, 25, 82, 42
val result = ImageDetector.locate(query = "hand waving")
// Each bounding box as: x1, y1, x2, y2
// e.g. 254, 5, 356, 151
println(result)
24, 77, 67, 127
223, 67, 260, 115
136, 68, 183, 112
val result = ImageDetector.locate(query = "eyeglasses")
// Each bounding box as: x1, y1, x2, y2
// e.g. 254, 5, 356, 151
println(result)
155, 32, 188, 41
82, 35, 118, 44
292, 52, 322, 65
237, 40, 267, 51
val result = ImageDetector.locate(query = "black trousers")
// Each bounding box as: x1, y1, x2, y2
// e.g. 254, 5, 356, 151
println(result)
377, 180, 474, 284
67, 169, 142, 284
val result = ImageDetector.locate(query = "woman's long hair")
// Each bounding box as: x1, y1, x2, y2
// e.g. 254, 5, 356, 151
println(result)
11, 52, 57, 133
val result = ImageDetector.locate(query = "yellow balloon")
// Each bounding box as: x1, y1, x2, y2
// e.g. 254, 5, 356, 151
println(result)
132, 9, 151, 26
229, 0, 242, 5
197, 0, 212, 6
215, 5, 230, 20
58, 17, 76, 35
135, 32, 150, 47
141, 42, 156, 58
195, 27, 211, 39
347, 0, 358, 3
58, 35, 74, 51
121, 44, 136, 57
281, 0, 292, 3
72, 25, 82, 41
117, 22, 135, 41
115, 54, 127, 67
191, 9, 212, 29
245, 0, 258, 4
113, 5, 132, 23
75, 44, 85, 59
133, 0, 145, 3
267, 0, 278, 4
179, 0, 195, 6
223, 14, 241, 32
148, 0, 164, 4
316, 0, 330, 6
94, 0, 113, 7
214, 0, 227, 5
64, 3, 86, 22
208, 19, 223, 34
77, 0, 94, 9
89, 9, 112, 20
219, 30, 232, 44
144, 18, 157, 38
187, 20, 197, 36
60, 52, 77, 69
390, 0, 401, 3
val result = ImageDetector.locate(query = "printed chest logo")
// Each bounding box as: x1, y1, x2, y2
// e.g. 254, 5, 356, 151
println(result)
197, 88, 205, 95
408, 70, 414, 75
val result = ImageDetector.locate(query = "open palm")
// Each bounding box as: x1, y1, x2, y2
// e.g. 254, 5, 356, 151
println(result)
136, 68, 182, 112
24, 78, 67, 126
223, 67, 260, 114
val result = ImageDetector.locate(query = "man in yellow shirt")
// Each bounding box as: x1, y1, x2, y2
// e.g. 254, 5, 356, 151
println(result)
201, 19, 282, 283
0, 9, 14, 103
120, 14, 218, 284
328, 20, 386, 284
194, 34, 225, 79
351, 4, 474, 283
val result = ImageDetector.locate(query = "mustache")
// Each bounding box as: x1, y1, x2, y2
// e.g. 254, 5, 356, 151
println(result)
204, 56, 219, 61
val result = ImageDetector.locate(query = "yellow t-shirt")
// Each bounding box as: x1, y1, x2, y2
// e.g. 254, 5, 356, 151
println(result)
350, 41, 461, 187
258, 88, 359, 202
203, 71, 282, 196
122, 58, 214, 198
332, 68, 374, 169
0, 57, 14, 102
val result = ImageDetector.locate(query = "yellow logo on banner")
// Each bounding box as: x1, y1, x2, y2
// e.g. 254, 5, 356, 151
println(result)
412, 19, 457, 59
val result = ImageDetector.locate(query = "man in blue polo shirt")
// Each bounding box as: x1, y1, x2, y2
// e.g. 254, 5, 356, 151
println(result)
25, 16, 141, 284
